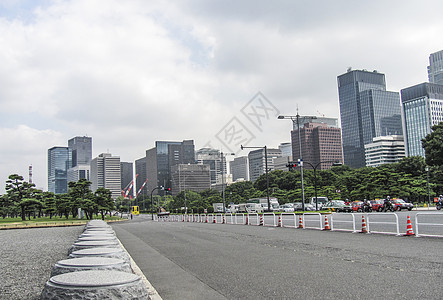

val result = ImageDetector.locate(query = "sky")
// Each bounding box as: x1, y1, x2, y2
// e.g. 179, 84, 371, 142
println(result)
1, 0, 442, 193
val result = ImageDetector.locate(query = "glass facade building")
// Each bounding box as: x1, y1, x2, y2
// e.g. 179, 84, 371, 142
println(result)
338, 69, 402, 168
68, 136, 92, 167
48, 146, 71, 194
428, 50, 443, 85
401, 83, 443, 157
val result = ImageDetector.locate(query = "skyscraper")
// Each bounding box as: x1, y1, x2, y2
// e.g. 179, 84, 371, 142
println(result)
121, 162, 133, 196
145, 140, 195, 195
195, 148, 224, 186
91, 153, 121, 200
428, 50, 443, 85
401, 82, 443, 157
67, 136, 92, 183
48, 146, 71, 194
291, 121, 343, 170
337, 69, 402, 168
170, 164, 211, 195
248, 148, 282, 182
230, 156, 249, 182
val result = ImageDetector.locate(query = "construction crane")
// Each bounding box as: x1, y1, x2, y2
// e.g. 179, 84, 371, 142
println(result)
136, 178, 149, 198
121, 174, 139, 198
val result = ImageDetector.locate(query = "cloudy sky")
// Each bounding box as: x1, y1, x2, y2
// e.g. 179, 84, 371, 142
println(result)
1, 0, 442, 193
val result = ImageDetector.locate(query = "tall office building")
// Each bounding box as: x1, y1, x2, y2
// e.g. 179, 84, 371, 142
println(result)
230, 156, 249, 182
365, 135, 405, 167
291, 121, 343, 170
135, 156, 148, 197
121, 162, 133, 197
248, 148, 282, 182
68, 136, 92, 167
48, 146, 71, 194
67, 136, 92, 183
91, 153, 121, 200
170, 164, 211, 195
145, 140, 195, 195
401, 83, 443, 157
337, 69, 402, 168
195, 148, 224, 186
428, 50, 443, 85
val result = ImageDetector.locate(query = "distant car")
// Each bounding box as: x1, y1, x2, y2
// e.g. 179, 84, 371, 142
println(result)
351, 201, 364, 212
292, 203, 315, 211
322, 200, 352, 213
392, 199, 413, 211
279, 203, 295, 212
370, 200, 384, 212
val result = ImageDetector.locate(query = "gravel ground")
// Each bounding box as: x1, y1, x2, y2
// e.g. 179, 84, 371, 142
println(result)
0, 226, 84, 300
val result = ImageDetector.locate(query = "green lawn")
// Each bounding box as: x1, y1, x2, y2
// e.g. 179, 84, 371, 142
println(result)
0, 215, 125, 228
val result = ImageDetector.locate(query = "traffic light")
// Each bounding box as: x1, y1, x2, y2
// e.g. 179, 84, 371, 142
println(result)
286, 162, 297, 171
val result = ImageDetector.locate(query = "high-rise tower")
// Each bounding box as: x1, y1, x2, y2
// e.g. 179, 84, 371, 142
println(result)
337, 69, 402, 168
428, 50, 443, 85
48, 146, 71, 194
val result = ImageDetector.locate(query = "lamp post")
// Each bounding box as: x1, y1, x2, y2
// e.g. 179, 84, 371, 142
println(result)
210, 151, 235, 213
151, 186, 163, 220
426, 166, 431, 208
303, 160, 342, 211
278, 113, 316, 211
241, 145, 271, 212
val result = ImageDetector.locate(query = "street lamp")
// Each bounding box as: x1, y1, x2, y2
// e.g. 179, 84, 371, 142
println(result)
151, 186, 163, 220
209, 151, 235, 213
241, 145, 271, 212
278, 113, 316, 211
303, 161, 342, 211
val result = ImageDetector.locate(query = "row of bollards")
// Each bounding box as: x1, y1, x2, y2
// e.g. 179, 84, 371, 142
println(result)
40, 219, 150, 299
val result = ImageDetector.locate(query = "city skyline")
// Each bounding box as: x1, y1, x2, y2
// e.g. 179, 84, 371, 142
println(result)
1, 1, 443, 193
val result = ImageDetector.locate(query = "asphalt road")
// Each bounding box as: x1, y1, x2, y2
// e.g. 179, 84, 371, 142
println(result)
112, 215, 443, 300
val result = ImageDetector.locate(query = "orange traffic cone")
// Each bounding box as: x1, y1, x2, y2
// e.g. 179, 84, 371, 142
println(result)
259, 214, 263, 226
405, 215, 415, 236
324, 215, 331, 230
213, 216, 216, 223
278, 215, 282, 227
299, 215, 304, 229
205, 215, 208, 223
361, 215, 368, 233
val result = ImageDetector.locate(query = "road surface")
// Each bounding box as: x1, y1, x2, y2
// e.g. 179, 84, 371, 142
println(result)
112, 215, 443, 299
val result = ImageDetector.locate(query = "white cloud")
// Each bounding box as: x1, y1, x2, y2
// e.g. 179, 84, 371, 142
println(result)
1, 0, 443, 193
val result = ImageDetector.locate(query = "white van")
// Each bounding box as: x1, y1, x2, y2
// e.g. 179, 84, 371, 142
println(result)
310, 197, 329, 209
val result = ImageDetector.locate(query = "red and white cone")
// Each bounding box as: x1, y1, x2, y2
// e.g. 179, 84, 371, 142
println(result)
213, 216, 216, 223
278, 215, 282, 227
245, 215, 249, 225
205, 215, 208, 223
324, 215, 331, 230
361, 215, 368, 233
259, 214, 263, 226
299, 215, 304, 229
223, 215, 226, 224
405, 215, 415, 236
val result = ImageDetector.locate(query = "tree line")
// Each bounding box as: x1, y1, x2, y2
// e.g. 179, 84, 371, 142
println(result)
1, 123, 442, 217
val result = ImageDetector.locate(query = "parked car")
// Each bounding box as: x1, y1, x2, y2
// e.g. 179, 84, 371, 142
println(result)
322, 200, 352, 212
293, 203, 315, 211
392, 199, 413, 211
279, 203, 295, 212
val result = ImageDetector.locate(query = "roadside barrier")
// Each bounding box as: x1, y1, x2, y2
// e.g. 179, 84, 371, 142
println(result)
330, 213, 357, 233
415, 213, 443, 238
302, 213, 323, 230
366, 213, 400, 236
161, 212, 442, 239
262, 213, 277, 227
281, 213, 297, 228
248, 213, 260, 226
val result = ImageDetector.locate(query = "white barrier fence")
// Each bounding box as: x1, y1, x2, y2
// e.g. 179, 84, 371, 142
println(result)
154, 212, 443, 238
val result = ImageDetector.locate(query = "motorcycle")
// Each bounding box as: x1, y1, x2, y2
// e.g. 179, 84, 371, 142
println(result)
437, 201, 443, 210
383, 202, 396, 212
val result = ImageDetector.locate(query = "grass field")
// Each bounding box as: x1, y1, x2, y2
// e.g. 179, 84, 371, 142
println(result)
0, 215, 126, 229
